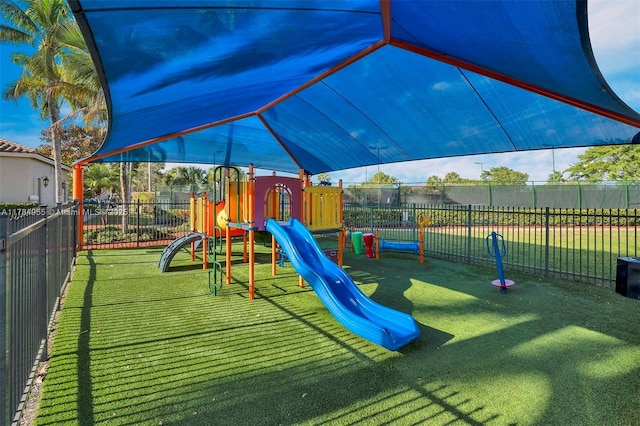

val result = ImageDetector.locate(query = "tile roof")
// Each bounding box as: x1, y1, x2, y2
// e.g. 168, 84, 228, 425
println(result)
0, 138, 37, 154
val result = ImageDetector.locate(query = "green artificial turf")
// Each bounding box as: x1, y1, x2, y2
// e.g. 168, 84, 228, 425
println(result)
34, 243, 640, 425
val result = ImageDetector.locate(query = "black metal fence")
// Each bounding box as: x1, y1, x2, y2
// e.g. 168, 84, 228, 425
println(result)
0, 203, 77, 425
81, 200, 640, 288
344, 203, 640, 288
83, 200, 190, 249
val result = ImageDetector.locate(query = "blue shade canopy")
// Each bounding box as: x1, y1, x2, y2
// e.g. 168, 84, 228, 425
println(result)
69, 0, 640, 174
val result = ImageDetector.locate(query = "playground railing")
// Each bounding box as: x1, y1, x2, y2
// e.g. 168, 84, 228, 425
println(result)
0, 202, 77, 425
343, 203, 640, 288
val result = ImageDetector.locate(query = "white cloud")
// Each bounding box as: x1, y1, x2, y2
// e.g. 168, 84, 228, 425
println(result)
589, 0, 640, 109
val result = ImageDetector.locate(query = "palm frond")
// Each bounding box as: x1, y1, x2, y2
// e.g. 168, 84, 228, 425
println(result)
0, 0, 39, 40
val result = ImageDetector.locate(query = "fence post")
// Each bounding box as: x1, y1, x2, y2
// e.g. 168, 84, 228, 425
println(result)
136, 199, 141, 247
625, 182, 629, 209
369, 205, 374, 234
73, 201, 78, 257
467, 205, 472, 261
412, 203, 417, 242
40, 208, 48, 361
577, 183, 582, 209
0, 211, 7, 425
544, 207, 550, 277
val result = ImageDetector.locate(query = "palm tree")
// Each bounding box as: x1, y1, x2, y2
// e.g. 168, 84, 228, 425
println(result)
83, 163, 119, 199
0, 0, 100, 203
164, 166, 208, 192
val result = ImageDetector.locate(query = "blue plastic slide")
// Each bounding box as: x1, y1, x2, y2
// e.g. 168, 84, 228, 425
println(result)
266, 218, 420, 351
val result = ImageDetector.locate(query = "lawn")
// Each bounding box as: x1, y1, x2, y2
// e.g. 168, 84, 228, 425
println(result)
33, 242, 640, 425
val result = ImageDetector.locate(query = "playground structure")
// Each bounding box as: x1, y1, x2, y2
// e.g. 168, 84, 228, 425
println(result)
161, 165, 347, 300
158, 164, 420, 349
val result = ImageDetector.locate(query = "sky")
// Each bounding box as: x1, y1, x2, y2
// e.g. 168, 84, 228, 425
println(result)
1, 0, 638, 184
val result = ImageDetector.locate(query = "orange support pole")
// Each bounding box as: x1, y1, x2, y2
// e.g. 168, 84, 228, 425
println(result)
299, 169, 305, 223
270, 171, 277, 220
248, 164, 255, 300
304, 172, 311, 225
202, 238, 208, 269
72, 164, 84, 251
226, 220, 231, 285
375, 230, 380, 260
202, 193, 208, 269
225, 170, 232, 285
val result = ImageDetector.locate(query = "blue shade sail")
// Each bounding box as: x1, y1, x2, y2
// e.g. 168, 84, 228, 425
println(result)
69, 0, 640, 173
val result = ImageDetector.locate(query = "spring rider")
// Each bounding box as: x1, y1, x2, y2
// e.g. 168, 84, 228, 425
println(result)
486, 231, 515, 294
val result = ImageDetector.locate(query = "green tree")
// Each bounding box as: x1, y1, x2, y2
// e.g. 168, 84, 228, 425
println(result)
443, 172, 463, 184
546, 170, 565, 184
1, 0, 87, 203
564, 145, 640, 183
83, 163, 119, 198
426, 175, 443, 191
207, 166, 246, 186
36, 124, 103, 165
368, 171, 399, 185
129, 162, 165, 193
315, 172, 331, 185
164, 166, 207, 189
481, 166, 529, 185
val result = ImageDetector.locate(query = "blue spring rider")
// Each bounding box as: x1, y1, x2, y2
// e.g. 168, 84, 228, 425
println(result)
486, 231, 515, 294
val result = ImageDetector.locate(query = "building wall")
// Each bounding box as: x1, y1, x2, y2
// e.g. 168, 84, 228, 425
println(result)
0, 155, 68, 205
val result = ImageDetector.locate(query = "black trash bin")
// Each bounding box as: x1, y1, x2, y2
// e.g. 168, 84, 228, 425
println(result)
615, 257, 640, 299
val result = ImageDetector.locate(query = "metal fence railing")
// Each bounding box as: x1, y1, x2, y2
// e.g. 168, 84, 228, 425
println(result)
0, 203, 77, 425
82, 200, 640, 288
344, 203, 640, 288
83, 200, 190, 249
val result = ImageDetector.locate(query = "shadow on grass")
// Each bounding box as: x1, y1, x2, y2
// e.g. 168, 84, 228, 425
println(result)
36, 249, 640, 425
77, 250, 95, 425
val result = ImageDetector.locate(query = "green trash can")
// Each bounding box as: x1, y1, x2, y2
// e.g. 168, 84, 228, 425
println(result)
352, 231, 363, 255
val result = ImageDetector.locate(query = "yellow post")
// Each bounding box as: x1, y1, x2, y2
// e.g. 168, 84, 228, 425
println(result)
376, 230, 380, 260
189, 193, 196, 231
226, 217, 231, 285
202, 193, 208, 269
196, 196, 204, 233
